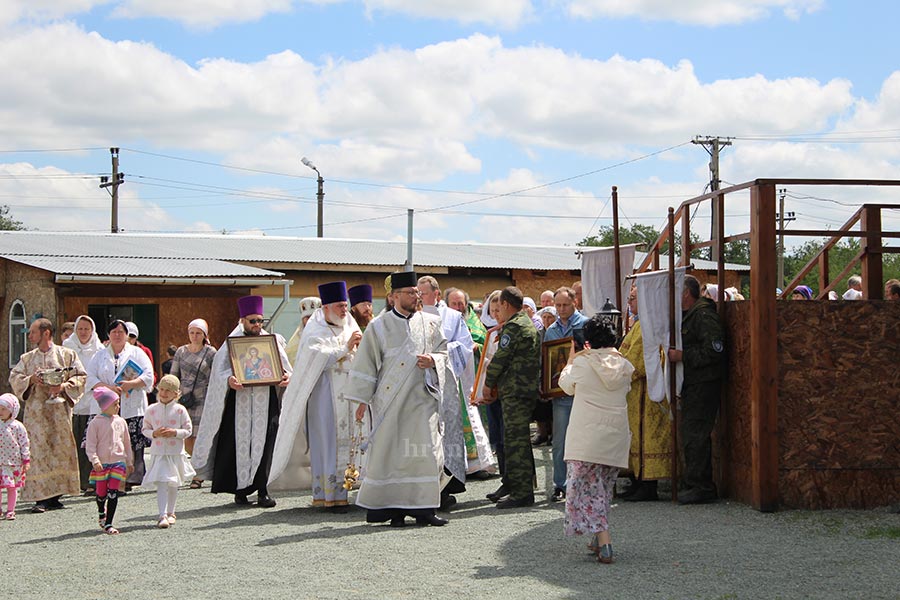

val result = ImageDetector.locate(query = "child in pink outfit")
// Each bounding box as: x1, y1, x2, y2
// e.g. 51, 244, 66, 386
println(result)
85, 387, 134, 535
141, 374, 195, 529
0, 393, 30, 520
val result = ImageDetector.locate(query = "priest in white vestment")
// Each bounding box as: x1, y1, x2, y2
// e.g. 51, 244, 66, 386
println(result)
192, 295, 291, 508
345, 270, 452, 527
269, 281, 367, 512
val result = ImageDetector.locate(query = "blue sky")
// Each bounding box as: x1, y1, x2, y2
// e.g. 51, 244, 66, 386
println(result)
2, 0, 899, 246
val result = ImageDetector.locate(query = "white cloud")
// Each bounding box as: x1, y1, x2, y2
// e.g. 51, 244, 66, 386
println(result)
0, 0, 113, 27
111, 0, 296, 29
563, 0, 824, 26
1, 27, 854, 184
0, 162, 180, 232
363, 0, 534, 29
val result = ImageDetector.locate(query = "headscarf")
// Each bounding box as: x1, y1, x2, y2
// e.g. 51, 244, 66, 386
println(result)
481, 290, 500, 328
188, 318, 209, 337
0, 392, 20, 420
62, 315, 104, 363
794, 285, 814, 300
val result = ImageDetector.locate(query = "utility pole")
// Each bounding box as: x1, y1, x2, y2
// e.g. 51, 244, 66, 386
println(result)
776, 188, 796, 289
692, 135, 733, 260
404, 209, 414, 271
99, 147, 124, 233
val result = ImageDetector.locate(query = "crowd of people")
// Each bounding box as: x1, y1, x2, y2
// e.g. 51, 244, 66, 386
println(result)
2, 271, 897, 561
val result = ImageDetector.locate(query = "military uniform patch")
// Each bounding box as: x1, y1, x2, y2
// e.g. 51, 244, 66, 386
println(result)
500, 334, 511, 349
712, 340, 724, 353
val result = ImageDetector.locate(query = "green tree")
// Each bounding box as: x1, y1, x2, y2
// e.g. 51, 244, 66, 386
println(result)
579, 224, 706, 259
0, 205, 25, 230
782, 237, 900, 295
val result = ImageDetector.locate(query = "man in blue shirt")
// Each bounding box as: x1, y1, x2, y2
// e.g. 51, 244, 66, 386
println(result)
542, 286, 589, 501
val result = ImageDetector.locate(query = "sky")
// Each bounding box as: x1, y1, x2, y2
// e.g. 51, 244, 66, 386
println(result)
2, 0, 900, 248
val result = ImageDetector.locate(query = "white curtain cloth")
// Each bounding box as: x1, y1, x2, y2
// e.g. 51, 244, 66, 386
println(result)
580, 244, 638, 316
633, 268, 686, 403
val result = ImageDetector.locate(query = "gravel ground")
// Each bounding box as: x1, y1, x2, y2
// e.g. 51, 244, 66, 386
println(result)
4, 448, 898, 600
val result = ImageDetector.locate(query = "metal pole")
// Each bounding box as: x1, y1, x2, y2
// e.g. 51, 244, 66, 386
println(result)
316, 173, 324, 238
405, 209, 414, 271
111, 148, 119, 233
777, 189, 786, 288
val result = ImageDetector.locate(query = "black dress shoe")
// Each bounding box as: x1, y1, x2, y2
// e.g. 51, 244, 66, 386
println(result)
496, 495, 535, 509
551, 487, 566, 502
467, 470, 495, 480
415, 514, 449, 526
390, 517, 407, 527
624, 481, 658, 502
677, 487, 716, 505
234, 493, 250, 505
439, 495, 457, 511
325, 504, 350, 514
257, 495, 277, 508
486, 484, 508, 503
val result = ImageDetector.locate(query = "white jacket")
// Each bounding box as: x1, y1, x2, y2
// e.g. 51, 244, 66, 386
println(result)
559, 348, 634, 468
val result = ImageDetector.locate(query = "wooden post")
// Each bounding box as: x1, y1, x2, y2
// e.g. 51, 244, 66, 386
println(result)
818, 252, 830, 297
668, 207, 679, 502
612, 186, 623, 331
749, 182, 779, 512
860, 206, 884, 299
680, 205, 691, 267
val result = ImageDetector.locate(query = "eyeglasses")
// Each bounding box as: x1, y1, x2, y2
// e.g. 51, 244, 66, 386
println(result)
397, 290, 420, 296
246, 318, 265, 325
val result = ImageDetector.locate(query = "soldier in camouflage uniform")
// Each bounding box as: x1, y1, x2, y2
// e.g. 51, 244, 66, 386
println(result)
668, 275, 726, 504
483, 287, 541, 508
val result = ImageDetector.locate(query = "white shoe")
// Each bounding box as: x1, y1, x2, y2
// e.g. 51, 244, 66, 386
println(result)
157, 516, 169, 529
166, 513, 177, 525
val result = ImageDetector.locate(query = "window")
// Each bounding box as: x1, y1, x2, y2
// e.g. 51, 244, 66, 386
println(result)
9, 300, 27, 367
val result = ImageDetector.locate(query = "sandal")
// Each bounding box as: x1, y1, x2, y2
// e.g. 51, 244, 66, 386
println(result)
166, 513, 177, 525
5, 511, 15, 520
31, 504, 46, 514
597, 544, 614, 564
587, 535, 600, 555
98, 514, 107, 529
157, 516, 170, 529
104, 525, 119, 535
189, 480, 203, 489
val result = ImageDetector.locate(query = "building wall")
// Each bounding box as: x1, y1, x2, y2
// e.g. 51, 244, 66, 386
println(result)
0, 261, 59, 392
722, 300, 900, 509
64, 294, 243, 377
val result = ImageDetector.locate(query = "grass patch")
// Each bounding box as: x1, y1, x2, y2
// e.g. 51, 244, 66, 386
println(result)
862, 526, 900, 539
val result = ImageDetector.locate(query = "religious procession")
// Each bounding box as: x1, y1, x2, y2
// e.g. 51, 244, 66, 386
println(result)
3, 256, 898, 579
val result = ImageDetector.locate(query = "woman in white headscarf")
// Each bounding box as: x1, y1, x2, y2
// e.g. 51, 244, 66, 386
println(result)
170, 318, 216, 489
286, 297, 322, 365
63, 315, 105, 494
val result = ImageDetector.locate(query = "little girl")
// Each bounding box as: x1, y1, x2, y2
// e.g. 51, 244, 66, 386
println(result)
0, 393, 30, 520
142, 374, 195, 529
85, 387, 134, 535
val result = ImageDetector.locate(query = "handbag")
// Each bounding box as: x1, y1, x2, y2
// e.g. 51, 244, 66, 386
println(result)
179, 346, 209, 410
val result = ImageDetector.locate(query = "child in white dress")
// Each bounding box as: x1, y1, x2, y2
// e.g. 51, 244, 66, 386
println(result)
142, 375, 195, 528
0, 393, 30, 520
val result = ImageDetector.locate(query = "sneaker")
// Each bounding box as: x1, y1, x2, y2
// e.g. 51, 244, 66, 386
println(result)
166, 514, 177, 525
157, 516, 170, 529
551, 487, 566, 502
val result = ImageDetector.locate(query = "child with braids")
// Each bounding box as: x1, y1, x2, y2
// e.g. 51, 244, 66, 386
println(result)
85, 387, 133, 535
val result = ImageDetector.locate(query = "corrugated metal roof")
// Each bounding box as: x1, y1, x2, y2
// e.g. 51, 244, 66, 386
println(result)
3, 255, 284, 278
0, 231, 748, 272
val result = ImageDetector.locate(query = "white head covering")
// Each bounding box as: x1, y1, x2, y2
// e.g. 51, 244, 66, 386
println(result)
188, 318, 209, 336
63, 315, 104, 358
299, 297, 322, 321
523, 297, 537, 313
125, 321, 139, 338
480, 290, 500, 328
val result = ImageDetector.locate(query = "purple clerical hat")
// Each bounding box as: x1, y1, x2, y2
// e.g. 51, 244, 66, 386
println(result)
238, 295, 264, 318
318, 281, 348, 305
348, 284, 373, 307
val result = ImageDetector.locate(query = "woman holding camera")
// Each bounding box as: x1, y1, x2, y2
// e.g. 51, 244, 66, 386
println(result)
170, 318, 216, 489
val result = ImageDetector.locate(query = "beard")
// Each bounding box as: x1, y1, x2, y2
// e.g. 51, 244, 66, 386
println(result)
323, 308, 349, 327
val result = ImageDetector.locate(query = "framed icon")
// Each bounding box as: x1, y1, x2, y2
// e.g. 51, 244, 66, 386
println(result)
541, 336, 573, 399
226, 334, 284, 386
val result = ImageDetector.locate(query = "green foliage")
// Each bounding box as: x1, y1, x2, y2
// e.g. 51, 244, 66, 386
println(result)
579, 224, 706, 259
0, 205, 25, 231
782, 238, 900, 295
